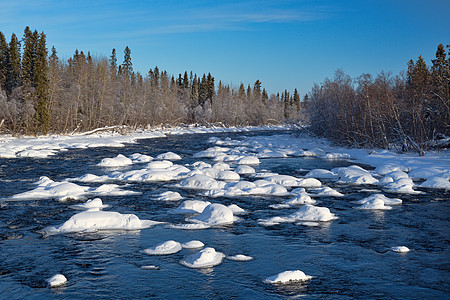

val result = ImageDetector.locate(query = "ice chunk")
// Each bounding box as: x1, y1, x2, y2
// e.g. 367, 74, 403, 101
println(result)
390, 246, 410, 253
156, 191, 182, 201
168, 223, 211, 230
47, 274, 67, 287
227, 254, 254, 261
180, 247, 225, 269
182, 240, 205, 249
98, 154, 132, 167
188, 203, 235, 226
143, 240, 182, 255
156, 151, 181, 161
140, 265, 159, 270
264, 270, 313, 284
43, 211, 162, 234
288, 205, 337, 222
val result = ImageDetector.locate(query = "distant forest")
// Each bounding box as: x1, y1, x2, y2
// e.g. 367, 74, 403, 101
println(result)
0, 27, 448, 153
0, 27, 303, 136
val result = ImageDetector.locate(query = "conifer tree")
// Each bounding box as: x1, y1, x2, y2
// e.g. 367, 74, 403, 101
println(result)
33, 32, 50, 134
121, 46, 133, 77
238, 83, 246, 99
109, 48, 117, 75
190, 73, 199, 106
6, 33, 22, 93
206, 72, 215, 103
293, 88, 301, 111
262, 88, 268, 103
22, 27, 38, 87
182, 71, 189, 89
0, 31, 9, 90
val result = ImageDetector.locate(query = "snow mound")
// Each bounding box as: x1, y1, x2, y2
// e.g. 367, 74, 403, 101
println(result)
333, 165, 378, 184
379, 171, 409, 184
194, 146, 229, 158
98, 154, 132, 167
264, 270, 313, 284
156, 191, 182, 201
47, 274, 67, 287
259, 205, 336, 226
409, 167, 445, 180
188, 203, 235, 226
227, 254, 254, 261
69, 198, 109, 210
172, 200, 211, 214
384, 178, 419, 194
234, 165, 256, 175
156, 151, 182, 161
305, 169, 337, 179
283, 193, 316, 206
236, 156, 260, 165
323, 153, 351, 160
390, 246, 410, 253
420, 177, 450, 190
143, 240, 182, 255
129, 153, 153, 163
11, 179, 89, 201
43, 211, 162, 234
182, 240, 205, 249
72, 173, 110, 183
180, 247, 225, 269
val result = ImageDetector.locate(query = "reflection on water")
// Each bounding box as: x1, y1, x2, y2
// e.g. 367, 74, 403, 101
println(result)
0, 130, 448, 299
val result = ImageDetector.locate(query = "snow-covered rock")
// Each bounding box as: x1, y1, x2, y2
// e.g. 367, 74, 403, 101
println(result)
234, 165, 256, 175
178, 174, 225, 190
305, 169, 337, 179
355, 194, 402, 206
259, 205, 336, 226
390, 246, 410, 253
384, 178, 419, 194
43, 211, 162, 234
188, 203, 235, 226
146, 160, 173, 169
227, 204, 247, 215
181, 240, 204, 249
357, 198, 392, 210
172, 200, 211, 214
156, 191, 182, 201
180, 247, 225, 269
129, 153, 153, 163
264, 270, 313, 284
333, 165, 378, 184
236, 156, 260, 165
420, 177, 450, 190
375, 163, 410, 176
227, 254, 254, 261
143, 240, 182, 255
47, 274, 67, 287
216, 170, 240, 181
98, 154, 132, 167
156, 151, 182, 161
265, 175, 321, 188
69, 198, 109, 210
310, 187, 344, 197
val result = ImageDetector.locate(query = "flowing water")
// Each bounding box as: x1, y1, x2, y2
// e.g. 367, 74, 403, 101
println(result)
0, 130, 448, 299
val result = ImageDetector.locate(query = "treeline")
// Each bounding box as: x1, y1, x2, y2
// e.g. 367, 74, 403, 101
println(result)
306, 43, 449, 153
0, 27, 304, 135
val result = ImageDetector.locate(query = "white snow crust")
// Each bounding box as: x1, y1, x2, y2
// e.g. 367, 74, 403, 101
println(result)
264, 270, 313, 284
143, 240, 182, 255
180, 247, 225, 269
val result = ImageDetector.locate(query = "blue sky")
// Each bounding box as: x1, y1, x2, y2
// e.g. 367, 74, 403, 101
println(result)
1, 0, 449, 95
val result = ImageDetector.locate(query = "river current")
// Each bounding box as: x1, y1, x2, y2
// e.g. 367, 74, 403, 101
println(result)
0, 130, 448, 299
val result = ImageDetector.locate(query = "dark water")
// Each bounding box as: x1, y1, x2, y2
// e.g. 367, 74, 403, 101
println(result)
0, 130, 449, 299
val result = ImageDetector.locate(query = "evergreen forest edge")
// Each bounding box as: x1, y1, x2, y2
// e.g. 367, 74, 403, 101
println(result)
0, 27, 448, 155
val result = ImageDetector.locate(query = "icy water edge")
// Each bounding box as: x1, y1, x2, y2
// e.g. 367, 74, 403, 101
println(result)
0, 130, 448, 299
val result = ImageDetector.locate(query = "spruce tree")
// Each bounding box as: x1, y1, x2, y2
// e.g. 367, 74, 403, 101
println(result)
293, 88, 301, 111
22, 27, 38, 87
182, 71, 189, 89
6, 33, 22, 93
121, 46, 132, 77
33, 32, 50, 134
0, 31, 9, 91
110, 48, 117, 75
